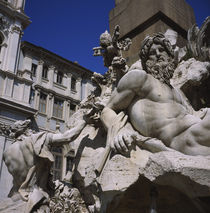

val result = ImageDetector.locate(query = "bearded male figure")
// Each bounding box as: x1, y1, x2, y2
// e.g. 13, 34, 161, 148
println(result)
101, 33, 210, 156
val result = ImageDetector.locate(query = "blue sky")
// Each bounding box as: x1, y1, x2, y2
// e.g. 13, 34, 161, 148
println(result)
23, 0, 210, 74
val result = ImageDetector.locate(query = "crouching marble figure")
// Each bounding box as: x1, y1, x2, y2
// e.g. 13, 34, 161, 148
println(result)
1, 118, 86, 212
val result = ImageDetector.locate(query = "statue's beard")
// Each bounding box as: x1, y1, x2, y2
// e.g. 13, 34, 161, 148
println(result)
146, 60, 175, 86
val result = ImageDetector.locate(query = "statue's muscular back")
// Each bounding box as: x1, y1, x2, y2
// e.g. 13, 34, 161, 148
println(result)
109, 69, 200, 146
3, 138, 34, 189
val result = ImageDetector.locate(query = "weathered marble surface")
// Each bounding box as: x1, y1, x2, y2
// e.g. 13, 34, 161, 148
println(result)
1, 119, 86, 212
72, 19, 210, 213
1, 17, 210, 213
171, 58, 210, 89
100, 148, 210, 212
71, 129, 210, 212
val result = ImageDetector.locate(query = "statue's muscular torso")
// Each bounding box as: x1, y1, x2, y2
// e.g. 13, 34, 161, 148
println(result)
108, 69, 200, 146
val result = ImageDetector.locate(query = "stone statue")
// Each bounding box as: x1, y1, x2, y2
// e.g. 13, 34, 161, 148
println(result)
67, 22, 210, 212
3, 118, 86, 212
49, 180, 89, 213
2, 18, 210, 212
93, 25, 132, 84
188, 16, 210, 62
101, 32, 210, 157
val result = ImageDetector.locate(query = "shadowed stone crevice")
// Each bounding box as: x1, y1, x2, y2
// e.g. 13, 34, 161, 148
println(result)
106, 176, 208, 213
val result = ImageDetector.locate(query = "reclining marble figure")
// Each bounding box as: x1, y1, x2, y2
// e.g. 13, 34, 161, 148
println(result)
101, 33, 210, 156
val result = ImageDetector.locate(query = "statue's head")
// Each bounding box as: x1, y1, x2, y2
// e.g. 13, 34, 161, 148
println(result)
10, 119, 31, 139
139, 33, 176, 86
100, 30, 112, 48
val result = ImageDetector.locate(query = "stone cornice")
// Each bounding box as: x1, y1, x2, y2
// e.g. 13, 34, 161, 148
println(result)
0, 69, 16, 77
21, 41, 93, 78
0, 69, 33, 84
34, 84, 80, 104
109, 0, 195, 39
11, 25, 22, 33
0, 1, 31, 29
53, 82, 67, 90
0, 97, 37, 115
119, 11, 188, 41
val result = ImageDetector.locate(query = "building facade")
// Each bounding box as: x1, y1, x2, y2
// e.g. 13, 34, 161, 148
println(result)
0, 0, 94, 199
20, 41, 94, 181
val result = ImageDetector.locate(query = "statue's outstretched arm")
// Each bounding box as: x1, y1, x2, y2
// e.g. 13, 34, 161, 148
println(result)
50, 119, 86, 146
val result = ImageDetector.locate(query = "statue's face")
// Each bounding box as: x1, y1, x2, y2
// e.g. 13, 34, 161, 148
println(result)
147, 43, 169, 66
145, 43, 175, 85
100, 37, 112, 49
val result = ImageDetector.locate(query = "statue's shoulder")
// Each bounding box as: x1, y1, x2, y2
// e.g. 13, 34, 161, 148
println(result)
124, 68, 147, 78
123, 69, 147, 82
118, 69, 147, 89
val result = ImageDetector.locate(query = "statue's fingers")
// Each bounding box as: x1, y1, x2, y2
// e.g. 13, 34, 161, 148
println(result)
123, 134, 132, 150
121, 114, 128, 126
114, 112, 125, 123
114, 138, 122, 153
115, 112, 126, 123
132, 131, 149, 143
117, 111, 125, 118
118, 135, 129, 152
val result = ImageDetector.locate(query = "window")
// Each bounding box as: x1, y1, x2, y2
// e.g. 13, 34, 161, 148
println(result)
29, 89, 35, 106
69, 103, 76, 117
53, 98, 63, 118
56, 71, 63, 84
66, 156, 74, 173
71, 77, 76, 91
65, 149, 75, 174
0, 34, 3, 54
42, 65, 48, 79
31, 63, 37, 77
51, 147, 63, 180
39, 93, 47, 113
